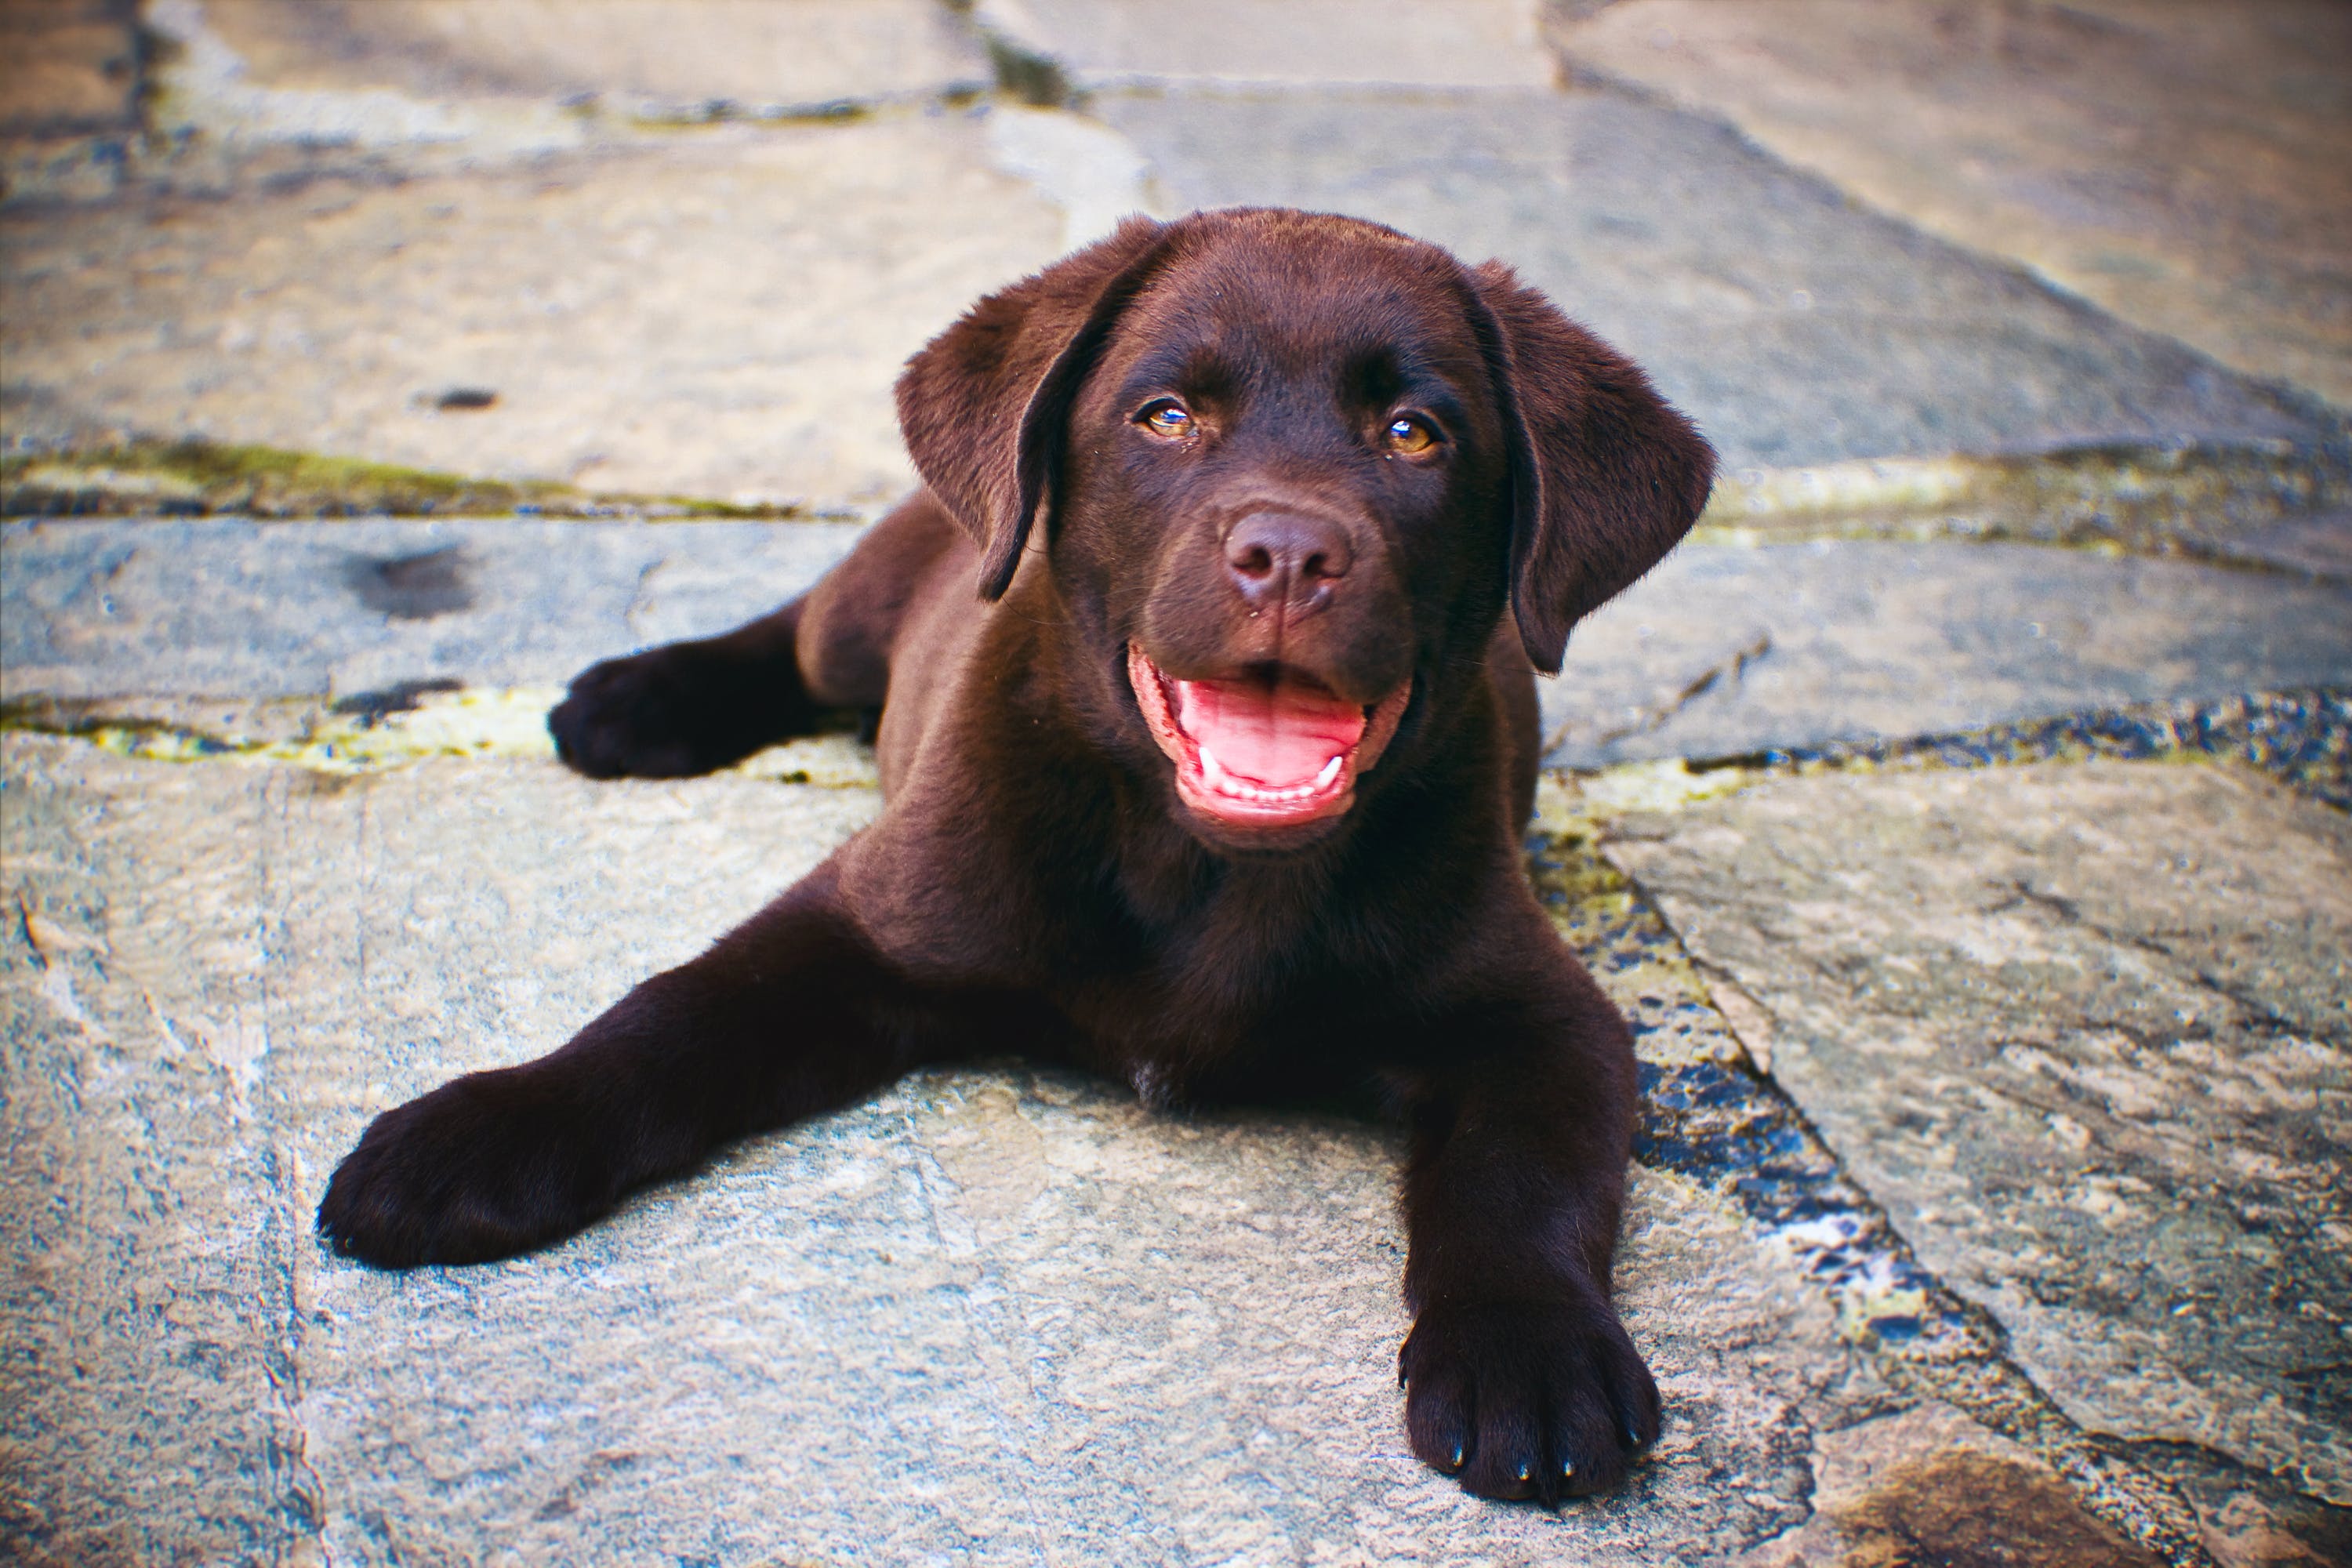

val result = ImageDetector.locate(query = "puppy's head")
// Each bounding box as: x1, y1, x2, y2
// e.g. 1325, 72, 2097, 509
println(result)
898, 209, 1713, 850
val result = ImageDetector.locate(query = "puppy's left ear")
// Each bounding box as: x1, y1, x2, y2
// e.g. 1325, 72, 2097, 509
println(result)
1468, 262, 1715, 674
897, 217, 1174, 600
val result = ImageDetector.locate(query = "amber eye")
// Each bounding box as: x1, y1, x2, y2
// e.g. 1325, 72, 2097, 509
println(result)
1384, 416, 1438, 456
1140, 401, 1193, 439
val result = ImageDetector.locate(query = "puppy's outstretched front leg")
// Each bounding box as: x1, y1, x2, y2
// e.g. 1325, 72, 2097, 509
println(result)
1393, 985, 1659, 1505
318, 864, 949, 1269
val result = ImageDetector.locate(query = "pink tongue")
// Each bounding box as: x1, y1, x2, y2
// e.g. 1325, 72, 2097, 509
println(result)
1176, 675, 1366, 786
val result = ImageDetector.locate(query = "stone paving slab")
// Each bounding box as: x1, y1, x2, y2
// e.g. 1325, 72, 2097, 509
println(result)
1, 117, 1064, 507
13, 520, 2349, 781
1602, 759, 2352, 1507
0, 0, 140, 204
198, 0, 990, 118
979, 0, 1555, 89
1550, 539, 2352, 768
4, 733, 1913, 1566
1545, 0, 2352, 412
1095, 85, 2332, 472
1740, 1402, 2168, 1568
0, 517, 863, 702
11, 10, 2336, 506
0, 0, 138, 137
6, 9, 2350, 1563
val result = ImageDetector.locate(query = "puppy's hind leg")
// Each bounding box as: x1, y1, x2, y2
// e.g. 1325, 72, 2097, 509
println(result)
550, 495, 959, 779
550, 595, 826, 779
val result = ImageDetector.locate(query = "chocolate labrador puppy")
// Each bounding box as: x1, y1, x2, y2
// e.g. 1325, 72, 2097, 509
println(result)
318, 208, 1714, 1504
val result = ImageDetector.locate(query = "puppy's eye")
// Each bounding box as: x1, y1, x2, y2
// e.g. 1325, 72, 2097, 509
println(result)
1139, 401, 1194, 439
1383, 416, 1438, 456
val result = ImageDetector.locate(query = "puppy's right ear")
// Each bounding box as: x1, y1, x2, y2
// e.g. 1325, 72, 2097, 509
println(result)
896, 217, 1173, 600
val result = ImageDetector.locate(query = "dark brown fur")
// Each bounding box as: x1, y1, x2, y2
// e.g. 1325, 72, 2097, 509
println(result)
318, 209, 1715, 1504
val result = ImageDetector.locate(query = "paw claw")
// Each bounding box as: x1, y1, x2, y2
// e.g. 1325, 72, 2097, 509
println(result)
1400, 1298, 1657, 1503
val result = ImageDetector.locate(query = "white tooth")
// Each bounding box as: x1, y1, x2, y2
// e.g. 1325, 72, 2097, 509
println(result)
1199, 745, 1229, 789
1315, 755, 1343, 789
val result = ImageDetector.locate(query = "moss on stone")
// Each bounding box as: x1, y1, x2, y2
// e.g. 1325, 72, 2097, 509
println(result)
1694, 438, 2352, 566
0, 439, 818, 521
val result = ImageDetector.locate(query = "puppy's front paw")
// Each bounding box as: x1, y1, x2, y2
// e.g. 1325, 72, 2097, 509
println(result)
317, 1071, 595, 1269
1399, 1298, 1660, 1503
548, 646, 769, 779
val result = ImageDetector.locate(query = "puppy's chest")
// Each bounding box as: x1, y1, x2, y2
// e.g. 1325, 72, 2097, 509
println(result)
1056, 900, 1420, 1098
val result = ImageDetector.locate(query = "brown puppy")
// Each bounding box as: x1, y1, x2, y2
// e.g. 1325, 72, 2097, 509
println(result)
318, 209, 1715, 1504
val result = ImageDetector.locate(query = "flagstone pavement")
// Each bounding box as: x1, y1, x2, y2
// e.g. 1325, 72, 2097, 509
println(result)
4, 3, 2349, 1564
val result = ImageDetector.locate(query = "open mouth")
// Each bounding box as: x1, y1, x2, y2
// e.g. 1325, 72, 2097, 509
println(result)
1127, 643, 1411, 829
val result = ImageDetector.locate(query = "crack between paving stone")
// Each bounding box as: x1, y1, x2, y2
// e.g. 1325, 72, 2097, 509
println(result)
12, 438, 2343, 592
260, 1134, 330, 1565
896, 1091, 1059, 1563
257, 771, 332, 1565
1533, 53, 2352, 445
0, 693, 891, 794
1592, 855, 2226, 1566
1544, 632, 1772, 758
619, 556, 665, 644
0, 439, 855, 521
1675, 688, 2352, 815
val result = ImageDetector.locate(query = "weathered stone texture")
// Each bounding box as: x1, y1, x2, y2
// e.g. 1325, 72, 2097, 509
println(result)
0, 0, 141, 204
1741, 1403, 2165, 1568
1097, 87, 2331, 471
199, 0, 990, 114
0, 0, 140, 136
1546, 0, 2352, 408
0, 761, 311, 1565
1604, 759, 2352, 1504
980, 0, 1555, 89
0, 517, 863, 702
13, 521, 2349, 779
1, 122, 1064, 506
1547, 540, 2352, 766
3, 735, 1900, 1563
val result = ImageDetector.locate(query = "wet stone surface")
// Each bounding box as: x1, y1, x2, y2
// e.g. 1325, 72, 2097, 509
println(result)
1602, 758, 2352, 1507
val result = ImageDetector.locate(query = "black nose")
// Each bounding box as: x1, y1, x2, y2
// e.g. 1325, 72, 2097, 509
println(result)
1224, 511, 1353, 616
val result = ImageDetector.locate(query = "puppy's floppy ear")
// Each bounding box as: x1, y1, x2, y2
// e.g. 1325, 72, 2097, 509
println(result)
896, 216, 1174, 600
1468, 262, 1715, 675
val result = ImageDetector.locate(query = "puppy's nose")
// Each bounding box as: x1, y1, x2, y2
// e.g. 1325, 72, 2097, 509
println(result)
1224, 511, 1353, 616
